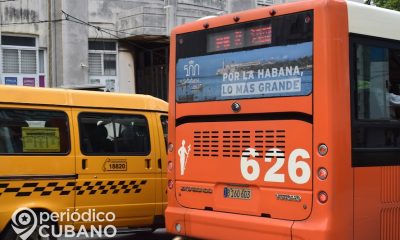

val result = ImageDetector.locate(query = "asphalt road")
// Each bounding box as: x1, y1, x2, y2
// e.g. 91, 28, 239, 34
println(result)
110, 229, 177, 240
59, 228, 179, 240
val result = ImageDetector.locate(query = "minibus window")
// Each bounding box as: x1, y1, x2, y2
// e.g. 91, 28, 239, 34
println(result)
79, 113, 150, 155
160, 115, 168, 152
0, 109, 69, 154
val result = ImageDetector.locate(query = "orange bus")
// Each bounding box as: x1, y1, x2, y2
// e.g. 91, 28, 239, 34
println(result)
166, 0, 400, 239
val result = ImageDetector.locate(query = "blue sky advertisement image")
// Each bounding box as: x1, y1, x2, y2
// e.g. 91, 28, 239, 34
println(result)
176, 41, 313, 102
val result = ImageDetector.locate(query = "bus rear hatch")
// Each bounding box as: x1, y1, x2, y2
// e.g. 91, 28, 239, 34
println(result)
175, 119, 312, 220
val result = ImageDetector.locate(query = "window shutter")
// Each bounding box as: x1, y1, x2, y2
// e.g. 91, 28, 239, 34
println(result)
2, 49, 19, 73
21, 50, 37, 74
89, 53, 102, 76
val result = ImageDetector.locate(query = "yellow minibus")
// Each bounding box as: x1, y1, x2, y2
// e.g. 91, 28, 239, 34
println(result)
0, 85, 168, 239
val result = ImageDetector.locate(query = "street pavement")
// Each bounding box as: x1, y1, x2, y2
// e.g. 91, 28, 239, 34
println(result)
59, 228, 179, 240
110, 229, 177, 240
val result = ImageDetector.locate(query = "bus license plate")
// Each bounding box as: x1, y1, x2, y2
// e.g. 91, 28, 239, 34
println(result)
223, 187, 251, 200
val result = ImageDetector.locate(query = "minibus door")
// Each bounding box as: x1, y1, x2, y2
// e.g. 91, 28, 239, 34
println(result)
0, 105, 76, 226
154, 113, 168, 217
72, 109, 157, 228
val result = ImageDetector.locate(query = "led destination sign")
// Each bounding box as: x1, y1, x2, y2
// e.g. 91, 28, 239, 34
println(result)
207, 24, 272, 53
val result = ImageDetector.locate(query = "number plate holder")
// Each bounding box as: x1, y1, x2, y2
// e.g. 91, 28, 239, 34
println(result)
223, 187, 252, 200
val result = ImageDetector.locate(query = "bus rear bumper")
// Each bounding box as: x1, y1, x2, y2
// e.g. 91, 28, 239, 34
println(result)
166, 206, 293, 240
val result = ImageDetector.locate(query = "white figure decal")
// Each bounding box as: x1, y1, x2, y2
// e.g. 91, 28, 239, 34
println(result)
178, 139, 191, 175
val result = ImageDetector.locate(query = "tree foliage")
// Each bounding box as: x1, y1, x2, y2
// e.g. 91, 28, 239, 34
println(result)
370, 0, 400, 11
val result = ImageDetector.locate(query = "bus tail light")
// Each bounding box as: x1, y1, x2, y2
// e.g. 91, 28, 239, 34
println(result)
168, 143, 174, 152
318, 167, 328, 180
168, 161, 174, 172
318, 144, 328, 156
318, 191, 328, 204
168, 180, 174, 189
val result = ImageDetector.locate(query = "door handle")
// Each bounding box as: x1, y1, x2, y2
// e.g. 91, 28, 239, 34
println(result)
145, 159, 151, 169
82, 159, 87, 170
158, 158, 162, 169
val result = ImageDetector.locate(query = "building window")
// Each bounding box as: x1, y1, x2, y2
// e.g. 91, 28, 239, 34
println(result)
1, 35, 36, 47
88, 40, 118, 92
1, 36, 37, 74
89, 41, 116, 51
2, 49, 37, 74
1, 35, 42, 87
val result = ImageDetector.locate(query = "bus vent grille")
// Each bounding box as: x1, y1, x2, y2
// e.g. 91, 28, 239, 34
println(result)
380, 207, 400, 240
193, 130, 285, 158
381, 166, 400, 203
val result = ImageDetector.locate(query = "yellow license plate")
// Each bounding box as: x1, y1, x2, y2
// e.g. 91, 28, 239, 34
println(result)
223, 187, 251, 200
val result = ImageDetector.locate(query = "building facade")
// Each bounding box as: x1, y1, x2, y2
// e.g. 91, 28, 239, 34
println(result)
0, 0, 257, 100
0, 0, 362, 100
